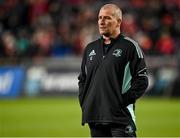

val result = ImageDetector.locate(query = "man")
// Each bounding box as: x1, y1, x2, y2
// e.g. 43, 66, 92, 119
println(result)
78, 4, 148, 137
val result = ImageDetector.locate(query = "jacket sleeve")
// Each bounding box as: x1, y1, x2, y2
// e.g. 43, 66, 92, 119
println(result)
78, 48, 87, 107
122, 44, 148, 106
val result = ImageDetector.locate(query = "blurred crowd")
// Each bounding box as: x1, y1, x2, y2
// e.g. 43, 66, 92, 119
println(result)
0, 0, 180, 58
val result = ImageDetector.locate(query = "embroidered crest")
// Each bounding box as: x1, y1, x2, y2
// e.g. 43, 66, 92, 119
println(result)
112, 49, 122, 57
125, 125, 134, 134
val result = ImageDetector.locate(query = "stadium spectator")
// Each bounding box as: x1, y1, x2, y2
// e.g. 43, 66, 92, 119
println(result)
155, 33, 175, 55
16, 29, 30, 57
27, 0, 49, 25
26, 28, 54, 58
1, 31, 17, 57
51, 23, 73, 57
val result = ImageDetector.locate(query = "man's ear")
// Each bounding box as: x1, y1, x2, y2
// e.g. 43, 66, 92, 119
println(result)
117, 18, 121, 27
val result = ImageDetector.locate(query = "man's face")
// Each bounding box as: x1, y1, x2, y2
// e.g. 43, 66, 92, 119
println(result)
98, 8, 120, 37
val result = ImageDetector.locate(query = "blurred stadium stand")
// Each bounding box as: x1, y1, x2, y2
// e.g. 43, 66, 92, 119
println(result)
0, 0, 180, 98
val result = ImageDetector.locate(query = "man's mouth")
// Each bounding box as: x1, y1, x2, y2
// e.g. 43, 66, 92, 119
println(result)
99, 27, 106, 29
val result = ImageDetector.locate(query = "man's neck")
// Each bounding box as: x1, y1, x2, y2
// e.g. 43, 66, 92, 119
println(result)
103, 36, 111, 44
102, 32, 120, 44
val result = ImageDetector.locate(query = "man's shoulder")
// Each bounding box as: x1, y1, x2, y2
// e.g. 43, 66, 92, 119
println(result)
119, 34, 138, 46
86, 38, 101, 49
119, 35, 140, 50
121, 35, 144, 58
82, 38, 101, 56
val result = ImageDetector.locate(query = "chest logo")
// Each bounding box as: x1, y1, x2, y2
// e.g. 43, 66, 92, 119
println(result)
112, 49, 122, 57
89, 50, 96, 60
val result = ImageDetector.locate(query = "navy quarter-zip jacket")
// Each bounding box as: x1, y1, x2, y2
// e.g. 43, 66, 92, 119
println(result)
78, 34, 148, 125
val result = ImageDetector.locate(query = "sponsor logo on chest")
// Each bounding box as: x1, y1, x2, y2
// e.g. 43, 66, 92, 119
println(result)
89, 50, 96, 60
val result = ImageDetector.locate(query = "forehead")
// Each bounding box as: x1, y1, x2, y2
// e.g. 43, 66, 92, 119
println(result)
98, 8, 115, 17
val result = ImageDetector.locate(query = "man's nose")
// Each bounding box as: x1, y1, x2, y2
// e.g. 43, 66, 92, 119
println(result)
99, 19, 105, 25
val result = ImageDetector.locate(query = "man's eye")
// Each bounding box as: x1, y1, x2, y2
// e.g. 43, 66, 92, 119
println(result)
98, 16, 111, 20
105, 16, 111, 19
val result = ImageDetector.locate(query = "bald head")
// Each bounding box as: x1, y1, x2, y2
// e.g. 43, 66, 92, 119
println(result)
98, 4, 122, 38
100, 4, 122, 20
